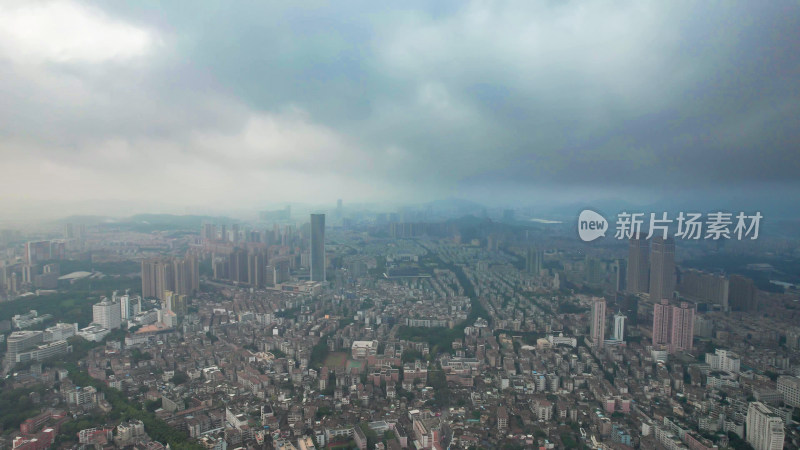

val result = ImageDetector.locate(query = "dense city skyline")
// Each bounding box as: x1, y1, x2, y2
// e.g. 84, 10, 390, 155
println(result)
1, 205, 799, 449
2, 1, 800, 449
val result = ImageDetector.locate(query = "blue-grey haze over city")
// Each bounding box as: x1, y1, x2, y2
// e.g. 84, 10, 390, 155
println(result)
1, 2, 800, 450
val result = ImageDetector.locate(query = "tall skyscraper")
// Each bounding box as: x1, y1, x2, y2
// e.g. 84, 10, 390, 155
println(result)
670, 301, 695, 352
142, 258, 172, 300
652, 299, 672, 349
64, 223, 85, 241
247, 250, 267, 288
230, 247, 248, 283
25, 241, 58, 265
202, 223, 217, 242
231, 224, 240, 243
142, 255, 198, 300
678, 269, 729, 311
615, 259, 627, 292
272, 257, 290, 285
585, 256, 602, 285
613, 312, 626, 341
173, 255, 199, 296
626, 234, 649, 294
589, 297, 606, 347
649, 237, 676, 301
185, 254, 199, 293
163, 290, 175, 313
746, 402, 785, 450
652, 300, 695, 353
729, 275, 758, 311
310, 214, 326, 282
120, 295, 131, 320
526, 247, 543, 276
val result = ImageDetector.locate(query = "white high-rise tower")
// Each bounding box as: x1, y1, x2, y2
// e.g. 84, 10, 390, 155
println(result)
613, 311, 626, 341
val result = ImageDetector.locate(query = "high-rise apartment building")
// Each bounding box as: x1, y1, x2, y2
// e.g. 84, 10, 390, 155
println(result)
626, 234, 649, 294
613, 312, 626, 341
163, 291, 187, 316
120, 295, 131, 320
729, 275, 758, 311
142, 258, 173, 300
670, 301, 694, 352
92, 297, 121, 330
615, 259, 627, 292
652, 299, 672, 349
678, 269, 729, 310
271, 257, 290, 285
64, 223, 86, 241
25, 241, 63, 265
585, 256, 602, 285
589, 297, 606, 348
142, 255, 198, 301
229, 248, 248, 284
231, 224, 240, 244
745, 402, 785, 450
173, 255, 199, 296
185, 254, 199, 294
652, 300, 695, 353
310, 214, 326, 282
201, 223, 217, 242
526, 247, 543, 276
649, 237, 675, 301
247, 250, 268, 288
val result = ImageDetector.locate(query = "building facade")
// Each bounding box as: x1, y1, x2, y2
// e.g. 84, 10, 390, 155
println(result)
310, 214, 326, 282
745, 402, 784, 450
626, 234, 649, 294
589, 297, 606, 347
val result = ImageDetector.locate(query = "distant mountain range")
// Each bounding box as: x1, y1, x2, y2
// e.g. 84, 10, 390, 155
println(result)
50, 188, 800, 230
54, 213, 233, 231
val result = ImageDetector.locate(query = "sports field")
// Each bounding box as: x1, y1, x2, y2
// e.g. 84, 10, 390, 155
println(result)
323, 352, 348, 369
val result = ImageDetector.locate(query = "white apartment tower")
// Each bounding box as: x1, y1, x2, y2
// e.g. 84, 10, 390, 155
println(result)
746, 402, 784, 450
92, 297, 121, 330
612, 311, 626, 341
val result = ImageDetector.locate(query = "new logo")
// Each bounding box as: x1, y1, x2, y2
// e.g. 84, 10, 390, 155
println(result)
578, 210, 608, 242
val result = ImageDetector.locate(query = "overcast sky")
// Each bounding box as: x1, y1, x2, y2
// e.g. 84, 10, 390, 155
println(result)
1, 1, 799, 219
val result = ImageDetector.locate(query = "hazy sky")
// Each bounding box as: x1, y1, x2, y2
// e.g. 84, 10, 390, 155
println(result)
1, 1, 799, 218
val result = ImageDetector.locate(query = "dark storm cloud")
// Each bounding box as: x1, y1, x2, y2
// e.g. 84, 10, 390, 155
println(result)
1, 0, 799, 216
128, 1, 800, 185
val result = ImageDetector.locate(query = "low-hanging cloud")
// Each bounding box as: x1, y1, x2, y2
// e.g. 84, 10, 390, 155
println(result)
1, 0, 799, 218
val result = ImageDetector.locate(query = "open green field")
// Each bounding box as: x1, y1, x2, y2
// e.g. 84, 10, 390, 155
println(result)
323, 352, 348, 369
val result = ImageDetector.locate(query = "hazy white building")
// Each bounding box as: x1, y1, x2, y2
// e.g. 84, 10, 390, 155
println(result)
612, 311, 626, 341
92, 297, 121, 330
746, 402, 784, 450
705, 349, 741, 373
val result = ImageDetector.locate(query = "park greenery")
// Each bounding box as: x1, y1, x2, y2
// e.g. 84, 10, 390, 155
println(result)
0, 384, 47, 432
